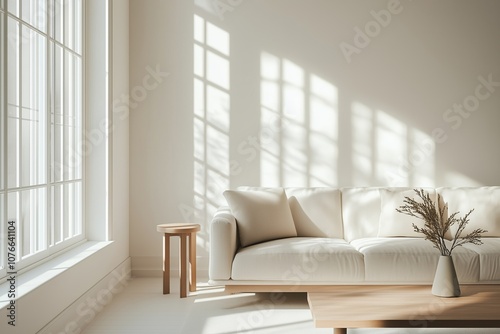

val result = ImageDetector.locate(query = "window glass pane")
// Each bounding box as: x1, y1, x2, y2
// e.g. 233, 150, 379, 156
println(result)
64, 0, 73, 49
21, 0, 31, 25
64, 182, 72, 239
20, 188, 47, 258
7, 17, 19, 188
7, 18, 18, 105
7, 0, 18, 16
7, 112, 19, 188
74, 181, 82, 236
21, 27, 47, 187
53, 0, 63, 43
64, 49, 74, 181
51, 184, 63, 245
38, 0, 48, 32
74, 0, 82, 54
21, 0, 47, 33
74, 56, 82, 179
52, 43, 63, 182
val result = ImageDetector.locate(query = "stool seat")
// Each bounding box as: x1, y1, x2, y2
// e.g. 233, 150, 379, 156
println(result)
157, 223, 201, 298
157, 224, 201, 234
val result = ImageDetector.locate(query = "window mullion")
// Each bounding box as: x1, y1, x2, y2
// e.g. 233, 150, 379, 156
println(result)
15, 192, 22, 260
46, 0, 52, 251
16, 0, 23, 261
62, 0, 67, 242
1, 2, 7, 272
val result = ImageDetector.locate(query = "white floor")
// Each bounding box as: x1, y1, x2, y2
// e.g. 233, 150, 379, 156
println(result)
81, 277, 500, 334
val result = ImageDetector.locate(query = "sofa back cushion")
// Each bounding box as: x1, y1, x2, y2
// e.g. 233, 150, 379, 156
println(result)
286, 188, 343, 238
378, 188, 436, 237
341, 188, 381, 242
438, 187, 500, 237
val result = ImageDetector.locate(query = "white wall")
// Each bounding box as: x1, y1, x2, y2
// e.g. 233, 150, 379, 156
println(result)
129, 0, 500, 276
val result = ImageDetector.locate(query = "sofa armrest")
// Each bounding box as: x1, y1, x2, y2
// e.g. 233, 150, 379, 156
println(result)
209, 206, 239, 281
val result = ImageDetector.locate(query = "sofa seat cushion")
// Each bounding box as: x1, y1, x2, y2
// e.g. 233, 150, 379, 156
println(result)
231, 237, 365, 282
463, 238, 500, 281
351, 238, 479, 283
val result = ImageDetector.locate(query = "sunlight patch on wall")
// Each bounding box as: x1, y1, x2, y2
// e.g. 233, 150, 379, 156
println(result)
351, 101, 436, 186
376, 110, 407, 184
206, 22, 229, 56
282, 59, 307, 185
259, 52, 338, 187
443, 171, 481, 186
351, 102, 374, 184
408, 128, 435, 186
309, 75, 338, 186
260, 52, 281, 186
193, 15, 230, 228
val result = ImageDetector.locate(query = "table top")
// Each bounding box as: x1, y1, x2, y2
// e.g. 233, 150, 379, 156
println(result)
157, 223, 201, 234
307, 285, 500, 329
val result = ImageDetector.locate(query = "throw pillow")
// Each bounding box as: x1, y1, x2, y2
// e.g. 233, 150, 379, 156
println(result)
223, 188, 297, 247
378, 188, 437, 237
286, 188, 343, 238
440, 187, 500, 237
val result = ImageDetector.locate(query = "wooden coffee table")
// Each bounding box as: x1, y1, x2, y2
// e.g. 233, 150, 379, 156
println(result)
307, 285, 500, 334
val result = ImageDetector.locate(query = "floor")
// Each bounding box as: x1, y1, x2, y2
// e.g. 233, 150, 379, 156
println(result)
81, 277, 500, 334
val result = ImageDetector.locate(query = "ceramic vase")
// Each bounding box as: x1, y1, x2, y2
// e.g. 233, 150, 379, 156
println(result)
432, 255, 461, 297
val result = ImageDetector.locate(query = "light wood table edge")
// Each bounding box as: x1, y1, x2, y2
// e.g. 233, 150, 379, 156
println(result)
224, 283, 500, 293
307, 285, 500, 332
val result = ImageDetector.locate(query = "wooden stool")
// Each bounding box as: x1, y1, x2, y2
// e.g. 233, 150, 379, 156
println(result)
156, 223, 201, 298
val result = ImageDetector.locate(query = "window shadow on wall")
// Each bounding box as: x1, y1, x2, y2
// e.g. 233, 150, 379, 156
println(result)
188, 7, 440, 245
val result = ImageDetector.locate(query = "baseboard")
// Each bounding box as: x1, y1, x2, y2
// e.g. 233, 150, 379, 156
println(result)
130, 255, 208, 279
37, 257, 131, 334
132, 268, 163, 277
131, 268, 209, 279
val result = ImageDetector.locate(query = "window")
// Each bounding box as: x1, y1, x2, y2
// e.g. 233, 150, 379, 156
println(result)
0, 0, 84, 280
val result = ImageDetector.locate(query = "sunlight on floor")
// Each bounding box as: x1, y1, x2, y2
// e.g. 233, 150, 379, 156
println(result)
81, 277, 500, 334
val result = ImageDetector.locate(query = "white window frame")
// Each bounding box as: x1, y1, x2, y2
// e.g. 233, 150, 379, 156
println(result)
0, 0, 86, 281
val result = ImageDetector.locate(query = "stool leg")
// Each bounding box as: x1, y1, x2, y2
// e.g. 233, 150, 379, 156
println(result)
180, 234, 188, 298
189, 232, 197, 292
334, 328, 347, 334
163, 234, 170, 294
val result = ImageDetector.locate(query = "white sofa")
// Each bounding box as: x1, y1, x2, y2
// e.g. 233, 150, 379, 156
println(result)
208, 187, 500, 291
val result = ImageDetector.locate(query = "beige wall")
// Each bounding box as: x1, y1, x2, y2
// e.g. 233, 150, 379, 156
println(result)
129, 0, 500, 275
